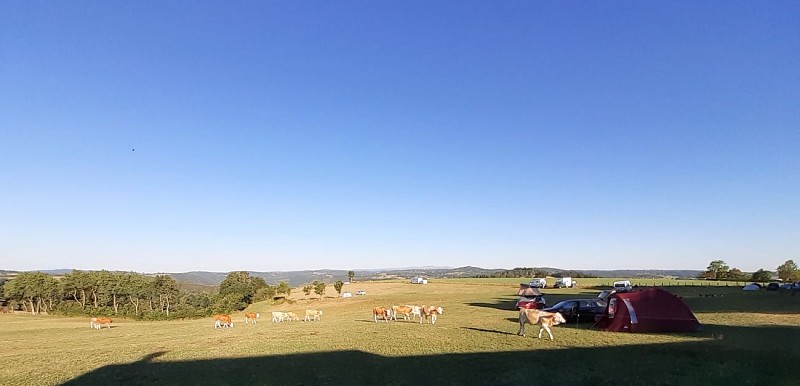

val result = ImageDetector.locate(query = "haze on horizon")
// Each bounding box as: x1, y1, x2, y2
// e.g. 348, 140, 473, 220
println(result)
1, 2, 798, 274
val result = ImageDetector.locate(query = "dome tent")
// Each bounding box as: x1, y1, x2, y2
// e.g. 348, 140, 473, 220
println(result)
594, 288, 701, 333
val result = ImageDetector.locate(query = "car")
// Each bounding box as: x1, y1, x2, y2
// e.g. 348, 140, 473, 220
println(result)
355, 290, 366, 295
779, 283, 794, 290
543, 299, 606, 323
766, 283, 780, 291
515, 295, 546, 310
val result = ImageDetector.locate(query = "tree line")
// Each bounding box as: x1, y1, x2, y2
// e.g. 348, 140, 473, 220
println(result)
473, 267, 596, 279
1, 270, 297, 319
699, 259, 799, 282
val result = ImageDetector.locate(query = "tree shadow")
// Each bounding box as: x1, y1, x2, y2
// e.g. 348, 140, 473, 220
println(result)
61, 325, 800, 385
465, 297, 518, 311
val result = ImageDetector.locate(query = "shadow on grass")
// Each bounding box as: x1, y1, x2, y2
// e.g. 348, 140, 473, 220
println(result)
62, 325, 800, 386
460, 327, 517, 336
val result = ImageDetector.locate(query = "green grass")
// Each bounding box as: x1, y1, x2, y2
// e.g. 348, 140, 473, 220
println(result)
1, 280, 798, 385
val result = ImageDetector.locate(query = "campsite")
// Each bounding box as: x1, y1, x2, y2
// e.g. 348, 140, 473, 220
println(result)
1, 279, 799, 385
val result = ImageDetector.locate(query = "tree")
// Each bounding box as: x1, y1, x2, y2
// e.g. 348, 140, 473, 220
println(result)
313, 281, 326, 298
276, 282, 292, 297
302, 285, 313, 296
751, 269, 771, 283
333, 280, 344, 295
705, 260, 730, 280
777, 260, 799, 282
348, 271, 355, 283
726, 268, 748, 281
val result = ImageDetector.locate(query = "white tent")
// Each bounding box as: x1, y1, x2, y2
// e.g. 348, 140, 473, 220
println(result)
742, 284, 760, 291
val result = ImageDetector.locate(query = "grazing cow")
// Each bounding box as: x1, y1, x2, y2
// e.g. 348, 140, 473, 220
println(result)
390, 305, 413, 321
304, 309, 323, 321
407, 305, 422, 321
373, 307, 391, 323
286, 312, 300, 321
214, 314, 233, 328
517, 309, 567, 341
90, 317, 112, 329
420, 306, 444, 325
272, 311, 288, 323
244, 312, 260, 324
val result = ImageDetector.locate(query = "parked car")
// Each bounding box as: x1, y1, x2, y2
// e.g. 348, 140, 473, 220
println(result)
553, 277, 577, 288
766, 283, 780, 291
528, 278, 547, 288
356, 290, 367, 295
515, 295, 546, 310
543, 299, 606, 323
779, 283, 794, 290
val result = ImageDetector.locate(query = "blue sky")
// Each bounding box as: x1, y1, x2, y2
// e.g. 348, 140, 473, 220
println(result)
1, 1, 798, 273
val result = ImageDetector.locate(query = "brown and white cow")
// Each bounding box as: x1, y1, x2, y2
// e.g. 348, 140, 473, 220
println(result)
244, 312, 260, 324
286, 312, 300, 321
90, 317, 112, 329
214, 314, 233, 328
390, 305, 413, 321
420, 305, 443, 325
304, 309, 322, 321
517, 308, 567, 340
373, 307, 391, 323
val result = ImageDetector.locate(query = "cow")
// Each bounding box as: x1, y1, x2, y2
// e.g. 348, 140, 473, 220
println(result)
373, 307, 391, 323
286, 312, 300, 321
90, 317, 112, 329
214, 314, 233, 328
517, 308, 567, 341
420, 306, 443, 325
391, 305, 413, 321
272, 311, 289, 323
1, 306, 11, 314
407, 305, 422, 321
244, 312, 260, 324
304, 309, 323, 321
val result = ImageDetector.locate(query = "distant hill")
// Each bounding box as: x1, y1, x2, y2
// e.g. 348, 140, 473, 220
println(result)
1, 267, 704, 287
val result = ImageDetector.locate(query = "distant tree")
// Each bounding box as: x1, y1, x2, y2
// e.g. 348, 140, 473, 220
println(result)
777, 260, 799, 282
302, 285, 313, 296
276, 282, 292, 297
348, 271, 355, 283
704, 260, 730, 280
751, 269, 772, 283
218, 272, 257, 305
313, 281, 326, 298
726, 268, 748, 281
333, 280, 344, 295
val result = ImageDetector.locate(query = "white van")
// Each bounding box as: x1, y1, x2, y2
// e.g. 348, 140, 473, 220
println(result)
613, 280, 632, 292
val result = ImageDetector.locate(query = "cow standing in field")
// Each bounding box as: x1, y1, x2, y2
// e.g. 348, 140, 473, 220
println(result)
420, 306, 443, 325
517, 309, 566, 341
214, 314, 233, 328
244, 312, 260, 324
390, 305, 413, 321
90, 317, 112, 329
408, 305, 422, 321
272, 311, 289, 323
286, 312, 300, 321
373, 307, 391, 323
304, 309, 323, 321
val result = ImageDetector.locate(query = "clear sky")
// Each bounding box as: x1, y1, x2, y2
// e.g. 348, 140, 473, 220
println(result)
1, 1, 798, 273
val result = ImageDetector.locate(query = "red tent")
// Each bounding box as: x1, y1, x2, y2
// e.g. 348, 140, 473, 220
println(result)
594, 288, 701, 333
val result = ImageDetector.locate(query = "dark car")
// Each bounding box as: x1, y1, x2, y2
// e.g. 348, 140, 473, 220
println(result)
543, 299, 606, 323
766, 283, 780, 291
515, 295, 546, 310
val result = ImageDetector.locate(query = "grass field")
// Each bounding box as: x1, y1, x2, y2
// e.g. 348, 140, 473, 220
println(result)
1, 280, 799, 385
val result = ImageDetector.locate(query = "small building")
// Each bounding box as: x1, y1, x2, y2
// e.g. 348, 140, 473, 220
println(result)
341, 292, 353, 298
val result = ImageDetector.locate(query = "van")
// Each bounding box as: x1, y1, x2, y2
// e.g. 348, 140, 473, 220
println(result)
613, 280, 632, 292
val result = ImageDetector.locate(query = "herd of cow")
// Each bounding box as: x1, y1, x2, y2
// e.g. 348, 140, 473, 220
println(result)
372, 305, 444, 324
87, 303, 569, 341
